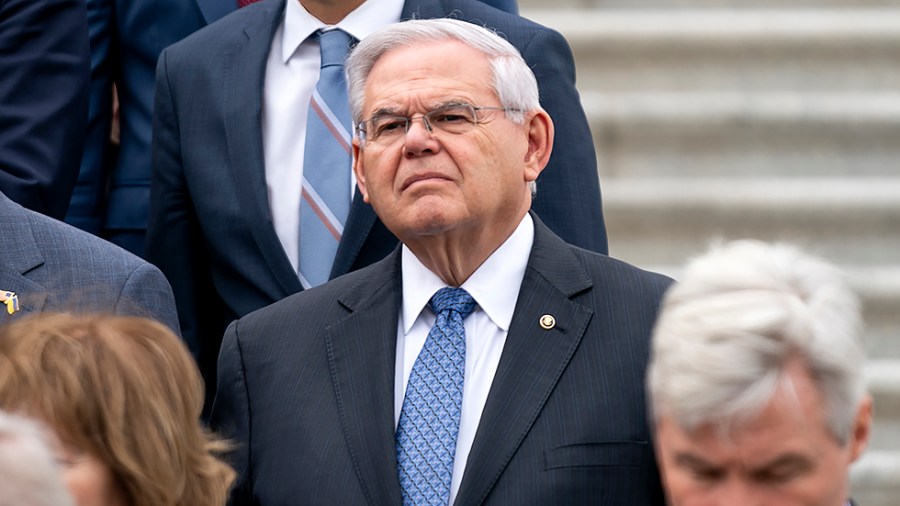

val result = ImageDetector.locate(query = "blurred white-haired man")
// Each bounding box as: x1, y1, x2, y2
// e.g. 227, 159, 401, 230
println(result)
647, 240, 872, 506
0, 410, 73, 506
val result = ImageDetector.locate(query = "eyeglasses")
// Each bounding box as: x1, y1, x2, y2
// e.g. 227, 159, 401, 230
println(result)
356, 103, 521, 146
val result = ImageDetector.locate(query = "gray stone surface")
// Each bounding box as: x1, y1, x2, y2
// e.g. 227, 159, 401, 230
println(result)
523, 1, 900, 11
530, 10, 900, 93
583, 92, 900, 178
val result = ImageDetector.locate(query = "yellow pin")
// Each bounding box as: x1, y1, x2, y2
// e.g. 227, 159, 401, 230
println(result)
1, 291, 19, 315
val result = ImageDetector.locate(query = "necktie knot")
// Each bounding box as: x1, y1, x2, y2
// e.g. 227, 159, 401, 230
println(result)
430, 287, 477, 320
316, 29, 353, 68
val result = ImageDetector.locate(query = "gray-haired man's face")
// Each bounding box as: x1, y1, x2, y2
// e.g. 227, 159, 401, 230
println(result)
653, 359, 871, 506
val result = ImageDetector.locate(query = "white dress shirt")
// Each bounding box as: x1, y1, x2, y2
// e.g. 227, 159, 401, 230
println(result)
262, 0, 404, 272
396, 214, 535, 504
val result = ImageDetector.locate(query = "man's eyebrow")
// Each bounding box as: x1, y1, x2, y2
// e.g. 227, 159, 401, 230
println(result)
674, 452, 718, 469
370, 107, 401, 117
433, 100, 472, 109
749, 454, 813, 476
368, 99, 475, 116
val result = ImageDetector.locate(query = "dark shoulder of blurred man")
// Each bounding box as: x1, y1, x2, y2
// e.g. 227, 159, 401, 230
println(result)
65, 0, 220, 255
0, 0, 89, 219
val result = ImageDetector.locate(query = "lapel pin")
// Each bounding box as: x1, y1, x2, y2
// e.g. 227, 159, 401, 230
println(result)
539, 314, 556, 330
1, 291, 19, 315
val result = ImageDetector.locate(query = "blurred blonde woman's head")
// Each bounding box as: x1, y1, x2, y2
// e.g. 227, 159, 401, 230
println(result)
0, 313, 235, 506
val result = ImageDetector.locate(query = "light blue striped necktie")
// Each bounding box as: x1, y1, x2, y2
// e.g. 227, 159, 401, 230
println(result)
299, 29, 353, 289
396, 287, 477, 506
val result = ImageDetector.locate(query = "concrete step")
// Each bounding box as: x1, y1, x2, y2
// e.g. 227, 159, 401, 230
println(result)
851, 450, 900, 506
525, 10, 900, 92
601, 177, 900, 360
582, 92, 900, 179
866, 361, 900, 452
851, 362, 900, 506
601, 177, 900, 266
850, 269, 900, 360
523, 1, 900, 10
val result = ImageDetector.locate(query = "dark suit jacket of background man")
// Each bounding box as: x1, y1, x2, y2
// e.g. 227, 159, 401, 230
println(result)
67, 0, 516, 256
148, 0, 607, 404
65, 0, 227, 255
0, 0, 89, 220
212, 216, 669, 505
0, 192, 179, 333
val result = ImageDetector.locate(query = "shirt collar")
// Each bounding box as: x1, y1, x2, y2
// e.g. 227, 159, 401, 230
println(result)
401, 214, 535, 334
281, 0, 404, 63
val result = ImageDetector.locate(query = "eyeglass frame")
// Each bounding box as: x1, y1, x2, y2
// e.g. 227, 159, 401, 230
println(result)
355, 102, 523, 146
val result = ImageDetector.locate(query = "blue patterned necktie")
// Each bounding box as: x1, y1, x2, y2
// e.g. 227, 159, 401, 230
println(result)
298, 29, 353, 289
396, 287, 477, 506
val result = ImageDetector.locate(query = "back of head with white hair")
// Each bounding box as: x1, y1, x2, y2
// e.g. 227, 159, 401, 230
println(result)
345, 18, 540, 128
647, 240, 866, 444
0, 411, 73, 506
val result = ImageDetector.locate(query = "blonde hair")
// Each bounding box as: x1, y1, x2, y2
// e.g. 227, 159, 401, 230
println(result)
0, 313, 235, 506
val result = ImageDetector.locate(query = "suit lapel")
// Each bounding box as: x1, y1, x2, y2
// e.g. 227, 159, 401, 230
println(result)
222, 0, 301, 297
330, 191, 377, 278
455, 216, 594, 505
0, 195, 49, 315
325, 251, 404, 505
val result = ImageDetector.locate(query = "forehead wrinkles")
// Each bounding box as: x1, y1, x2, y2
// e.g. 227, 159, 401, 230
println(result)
363, 43, 494, 113
365, 80, 478, 116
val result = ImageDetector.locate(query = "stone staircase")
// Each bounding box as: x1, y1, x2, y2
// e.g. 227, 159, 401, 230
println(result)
522, 3, 900, 504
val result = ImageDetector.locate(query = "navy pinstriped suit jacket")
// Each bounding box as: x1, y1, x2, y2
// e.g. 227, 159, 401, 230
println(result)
0, 0, 89, 220
211, 215, 670, 505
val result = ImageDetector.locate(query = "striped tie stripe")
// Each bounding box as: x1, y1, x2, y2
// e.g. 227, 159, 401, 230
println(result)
309, 90, 352, 154
301, 180, 344, 241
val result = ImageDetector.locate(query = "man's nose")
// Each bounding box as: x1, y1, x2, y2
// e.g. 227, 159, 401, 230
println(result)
713, 478, 765, 506
403, 117, 439, 155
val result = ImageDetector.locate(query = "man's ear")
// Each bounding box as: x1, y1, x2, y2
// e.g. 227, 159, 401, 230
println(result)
352, 139, 370, 203
848, 394, 873, 463
523, 109, 554, 184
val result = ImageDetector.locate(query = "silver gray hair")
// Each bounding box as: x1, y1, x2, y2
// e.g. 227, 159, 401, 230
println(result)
647, 240, 866, 445
0, 411, 74, 506
345, 18, 540, 127
346, 18, 542, 197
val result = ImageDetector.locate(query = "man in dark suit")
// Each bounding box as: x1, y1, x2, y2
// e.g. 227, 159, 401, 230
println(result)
0, 0, 89, 220
148, 0, 606, 407
647, 240, 872, 506
65, 0, 217, 255
68, 0, 516, 257
211, 19, 667, 505
0, 190, 179, 333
